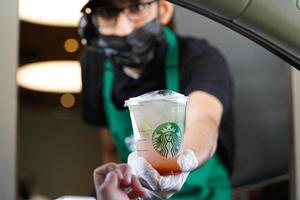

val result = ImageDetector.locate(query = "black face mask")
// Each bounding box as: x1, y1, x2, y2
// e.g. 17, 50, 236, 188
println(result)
95, 19, 163, 68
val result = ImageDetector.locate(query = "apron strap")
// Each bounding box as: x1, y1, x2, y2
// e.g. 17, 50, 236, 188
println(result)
163, 26, 180, 92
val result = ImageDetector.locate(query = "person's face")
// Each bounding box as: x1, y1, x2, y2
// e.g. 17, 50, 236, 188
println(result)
94, 0, 159, 36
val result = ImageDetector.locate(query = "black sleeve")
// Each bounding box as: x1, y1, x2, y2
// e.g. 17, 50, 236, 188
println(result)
180, 38, 233, 112
179, 37, 235, 173
80, 49, 108, 126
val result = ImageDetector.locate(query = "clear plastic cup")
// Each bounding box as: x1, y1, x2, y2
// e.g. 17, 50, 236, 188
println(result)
125, 90, 189, 174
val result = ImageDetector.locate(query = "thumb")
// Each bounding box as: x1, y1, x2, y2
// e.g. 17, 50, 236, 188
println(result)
177, 149, 198, 172
101, 171, 118, 188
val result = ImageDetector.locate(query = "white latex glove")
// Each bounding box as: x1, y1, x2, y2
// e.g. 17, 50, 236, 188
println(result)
177, 149, 199, 172
127, 150, 198, 199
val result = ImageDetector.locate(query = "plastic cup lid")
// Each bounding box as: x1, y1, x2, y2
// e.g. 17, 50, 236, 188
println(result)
124, 90, 189, 107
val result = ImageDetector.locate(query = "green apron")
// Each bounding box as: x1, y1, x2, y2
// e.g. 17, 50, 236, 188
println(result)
102, 27, 232, 200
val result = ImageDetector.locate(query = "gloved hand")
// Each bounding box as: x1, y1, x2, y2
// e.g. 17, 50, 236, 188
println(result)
127, 150, 198, 199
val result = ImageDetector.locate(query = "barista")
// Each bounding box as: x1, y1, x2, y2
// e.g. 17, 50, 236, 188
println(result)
79, 0, 234, 199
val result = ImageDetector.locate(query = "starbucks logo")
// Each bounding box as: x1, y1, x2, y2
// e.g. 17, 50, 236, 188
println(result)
152, 122, 182, 158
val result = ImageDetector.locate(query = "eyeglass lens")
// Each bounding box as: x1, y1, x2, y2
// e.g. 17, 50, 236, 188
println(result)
94, 0, 156, 28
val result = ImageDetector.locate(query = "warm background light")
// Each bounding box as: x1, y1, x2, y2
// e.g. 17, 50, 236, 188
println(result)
60, 93, 76, 108
19, 0, 88, 27
17, 61, 82, 93
64, 38, 80, 53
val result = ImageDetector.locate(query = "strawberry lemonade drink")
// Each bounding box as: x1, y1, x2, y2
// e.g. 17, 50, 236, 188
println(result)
125, 90, 189, 174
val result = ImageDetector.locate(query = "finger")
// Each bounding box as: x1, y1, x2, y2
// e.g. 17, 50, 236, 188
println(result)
160, 172, 189, 192
127, 190, 140, 199
97, 171, 119, 200
128, 153, 161, 191
114, 168, 124, 180
127, 190, 149, 199
101, 171, 119, 188
131, 175, 148, 198
177, 150, 198, 172
93, 163, 117, 188
143, 189, 174, 200
135, 157, 161, 191
127, 152, 137, 164
127, 152, 138, 174
117, 164, 132, 185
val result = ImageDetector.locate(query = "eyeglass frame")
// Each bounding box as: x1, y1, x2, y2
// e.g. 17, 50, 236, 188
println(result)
91, 0, 159, 30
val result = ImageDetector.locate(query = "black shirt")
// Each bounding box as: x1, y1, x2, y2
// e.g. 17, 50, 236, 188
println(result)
80, 34, 235, 173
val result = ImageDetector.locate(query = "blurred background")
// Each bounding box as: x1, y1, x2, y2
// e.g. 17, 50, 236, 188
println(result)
1, 0, 299, 199
17, 0, 102, 198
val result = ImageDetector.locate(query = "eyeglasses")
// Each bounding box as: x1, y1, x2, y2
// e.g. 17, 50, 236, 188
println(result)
92, 0, 157, 30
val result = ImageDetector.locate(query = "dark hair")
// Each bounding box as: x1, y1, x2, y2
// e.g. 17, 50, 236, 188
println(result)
82, 0, 141, 12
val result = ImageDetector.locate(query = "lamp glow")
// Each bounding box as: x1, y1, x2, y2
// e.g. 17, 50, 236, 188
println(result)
17, 61, 82, 93
19, 0, 88, 27
60, 93, 76, 108
64, 38, 80, 53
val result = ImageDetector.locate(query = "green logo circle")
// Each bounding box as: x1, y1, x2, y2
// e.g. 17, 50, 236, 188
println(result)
152, 122, 182, 158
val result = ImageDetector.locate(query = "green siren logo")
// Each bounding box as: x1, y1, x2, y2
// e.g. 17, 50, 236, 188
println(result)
152, 122, 182, 158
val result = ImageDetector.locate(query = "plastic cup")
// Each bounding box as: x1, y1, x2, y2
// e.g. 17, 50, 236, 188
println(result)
125, 90, 189, 174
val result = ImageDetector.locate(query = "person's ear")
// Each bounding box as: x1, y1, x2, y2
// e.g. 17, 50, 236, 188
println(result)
158, 0, 174, 25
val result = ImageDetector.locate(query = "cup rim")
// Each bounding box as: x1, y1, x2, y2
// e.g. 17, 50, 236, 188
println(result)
124, 90, 189, 107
